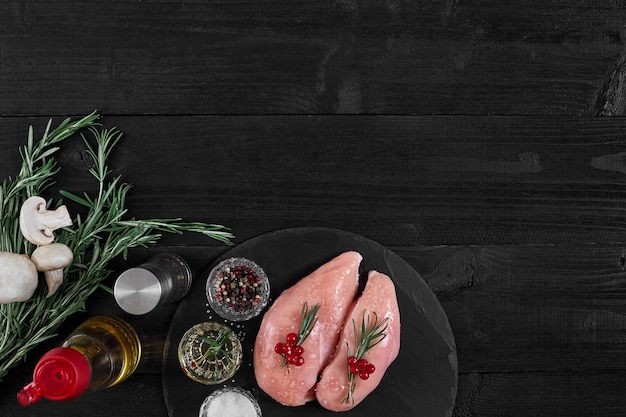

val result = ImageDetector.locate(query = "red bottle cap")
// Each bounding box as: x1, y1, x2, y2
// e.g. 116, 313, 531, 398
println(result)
17, 347, 91, 406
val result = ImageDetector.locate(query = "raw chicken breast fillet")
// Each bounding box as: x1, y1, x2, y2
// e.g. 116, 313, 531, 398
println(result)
316, 270, 401, 411
253, 251, 362, 406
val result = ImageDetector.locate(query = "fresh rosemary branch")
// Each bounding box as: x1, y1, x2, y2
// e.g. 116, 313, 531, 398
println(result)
0, 113, 234, 381
278, 301, 320, 368
343, 310, 388, 404
0, 112, 101, 254
198, 329, 234, 365
297, 301, 321, 345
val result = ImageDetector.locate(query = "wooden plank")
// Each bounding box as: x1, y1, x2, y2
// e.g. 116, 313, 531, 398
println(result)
453, 372, 626, 417
0, 1, 624, 115
0, 374, 169, 417
3, 370, 626, 416
4, 115, 626, 246
410, 245, 626, 372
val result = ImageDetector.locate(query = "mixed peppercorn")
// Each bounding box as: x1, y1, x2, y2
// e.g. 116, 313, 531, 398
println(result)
214, 265, 264, 312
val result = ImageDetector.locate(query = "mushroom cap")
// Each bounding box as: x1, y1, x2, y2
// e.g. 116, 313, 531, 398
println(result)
0, 252, 38, 304
19, 196, 72, 246
31, 243, 74, 271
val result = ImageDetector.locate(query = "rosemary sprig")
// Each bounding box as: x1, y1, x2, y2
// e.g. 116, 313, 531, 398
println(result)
279, 301, 320, 368
0, 113, 233, 381
343, 310, 388, 404
297, 301, 321, 345
198, 329, 234, 366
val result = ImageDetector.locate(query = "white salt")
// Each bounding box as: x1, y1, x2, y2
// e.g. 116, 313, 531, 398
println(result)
199, 389, 259, 417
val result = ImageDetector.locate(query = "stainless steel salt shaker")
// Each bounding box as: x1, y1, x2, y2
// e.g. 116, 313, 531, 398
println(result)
114, 252, 193, 315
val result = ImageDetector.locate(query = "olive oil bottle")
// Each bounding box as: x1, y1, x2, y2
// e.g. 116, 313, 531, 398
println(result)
17, 316, 141, 406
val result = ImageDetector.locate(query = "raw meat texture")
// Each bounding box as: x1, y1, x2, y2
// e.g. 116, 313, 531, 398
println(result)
253, 251, 362, 406
316, 270, 401, 411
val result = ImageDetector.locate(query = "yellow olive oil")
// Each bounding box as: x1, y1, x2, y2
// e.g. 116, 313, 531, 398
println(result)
62, 316, 142, 390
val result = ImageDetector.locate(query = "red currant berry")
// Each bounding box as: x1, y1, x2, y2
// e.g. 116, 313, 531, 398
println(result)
365, 363, 376, 374
347, 356, 358, 366
293, 345, 304, 356
282, 344, 292, 355
274, 343, 284, 354
293, 355, 305, 366
286, 332, 298, 345
350, 364, 360, 375
359, 371, 370, 380
357, 358, 368, 369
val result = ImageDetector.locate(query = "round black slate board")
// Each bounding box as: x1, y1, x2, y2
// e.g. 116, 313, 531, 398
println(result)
163, 227, 458, 417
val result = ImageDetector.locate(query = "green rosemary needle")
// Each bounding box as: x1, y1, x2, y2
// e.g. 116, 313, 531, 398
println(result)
278, 301, 320, 368
343, 310, 388, 404
198, 329, 234, 366
297, 301, 321, 345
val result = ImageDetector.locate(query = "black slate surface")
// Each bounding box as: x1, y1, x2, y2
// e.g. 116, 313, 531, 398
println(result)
163, 227, 457, 417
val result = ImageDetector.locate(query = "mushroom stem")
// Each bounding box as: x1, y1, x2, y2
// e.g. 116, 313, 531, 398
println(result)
44, 269, 64, 298
30, 243, 73, 298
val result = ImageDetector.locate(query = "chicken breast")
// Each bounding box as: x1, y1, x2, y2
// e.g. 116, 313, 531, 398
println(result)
316, 270, 400, 411
253, 251, 362, 406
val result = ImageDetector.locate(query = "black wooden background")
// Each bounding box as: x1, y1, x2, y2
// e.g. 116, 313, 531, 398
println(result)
2, 1, 626, 416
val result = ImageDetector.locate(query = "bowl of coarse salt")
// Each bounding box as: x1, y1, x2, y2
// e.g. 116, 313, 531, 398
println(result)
198, 387, 262, 417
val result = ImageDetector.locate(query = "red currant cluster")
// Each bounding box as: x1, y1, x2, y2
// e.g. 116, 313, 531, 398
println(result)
274, 332, 305, 367
348, 356, 376, 380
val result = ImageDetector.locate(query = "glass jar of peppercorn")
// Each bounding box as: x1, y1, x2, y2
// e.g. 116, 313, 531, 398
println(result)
206, 257, 270, 321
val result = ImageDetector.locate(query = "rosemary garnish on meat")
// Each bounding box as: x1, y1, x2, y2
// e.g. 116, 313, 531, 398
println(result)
275, 301, 321, 369
343, 310, 388, 404
297, 301, 321, 344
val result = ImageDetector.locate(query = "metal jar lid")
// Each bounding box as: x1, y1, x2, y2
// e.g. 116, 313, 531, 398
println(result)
114, 267, 164, 315
114, 253, 193, 315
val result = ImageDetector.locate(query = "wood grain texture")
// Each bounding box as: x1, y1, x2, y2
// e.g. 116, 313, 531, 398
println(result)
3, 0, 626, 415
414, 245, 626, 372
0, 374, 168, 417
454, 372, 626, 417
5, 370, 626, 417
0, 0, 624, 115
3, 115, 626, 245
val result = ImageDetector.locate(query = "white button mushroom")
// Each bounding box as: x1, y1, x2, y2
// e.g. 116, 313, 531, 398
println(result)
30, 243, 74, 297
0, 252, 39, 304
19, 196, 73, 246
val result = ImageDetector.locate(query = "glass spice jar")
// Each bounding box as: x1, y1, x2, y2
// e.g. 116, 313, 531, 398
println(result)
199, 387, 262, 417
177, 322, 242, 385
205, 257, 270, 322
